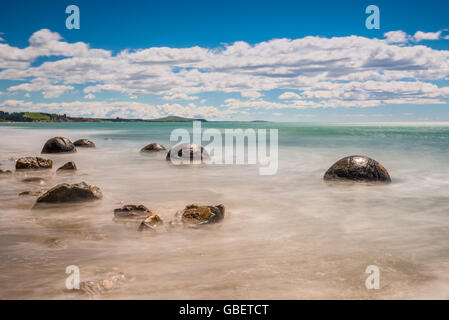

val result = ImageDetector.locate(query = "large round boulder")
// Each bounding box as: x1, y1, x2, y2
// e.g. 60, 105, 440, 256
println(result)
140, 143, 166, 153
41, 137, 76, 154
74, 139, 96, 148
16, 157, 52, 170
35, 182, 102, 205
166, 143, 209, 163
324, 155, 391, 183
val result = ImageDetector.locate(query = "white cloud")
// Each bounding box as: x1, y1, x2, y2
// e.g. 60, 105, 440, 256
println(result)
279, 92, 301, 100
384, 31, 410, 44
272, 112, 283, 116
1, 29, 449, 118
413, 30, 442, 42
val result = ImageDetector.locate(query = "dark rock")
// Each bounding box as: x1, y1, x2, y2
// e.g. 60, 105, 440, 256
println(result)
41, 137, 76, 154
57, 161, 77, 171
16, 157, 52, 170
77, 272, 126, 296
74, 139, 96, 148
19, 190, 44, 196
172, 204, 225, 226
0, 169, 12, 175
166, 143, 209, 163
114, 204, 152, 220
138, 214, 165, 231
323, 155, 391, 183
140, 143, 166, 153
35, 182, 102, 205
22, 177, 46, 184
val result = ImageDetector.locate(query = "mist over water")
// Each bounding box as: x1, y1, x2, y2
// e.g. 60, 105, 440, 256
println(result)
1, 122, 449, 299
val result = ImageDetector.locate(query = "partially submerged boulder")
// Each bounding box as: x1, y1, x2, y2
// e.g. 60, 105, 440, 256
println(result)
166, 143, 209, 163
16, 157, 52, 170
35, 182, 102, 205
41, 137, 76, 154
74, 139, 96, 148
138, 214, 165, 232
140, 143, 166, 153
324, 155, 391, 183
114, 204, 152, 220
0, 169, 12, 175
57, 161, 77, 171
22, 177, 46, 185
172, 204, 225, 226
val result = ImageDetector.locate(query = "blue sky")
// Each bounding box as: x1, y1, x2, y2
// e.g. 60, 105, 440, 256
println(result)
0, 0, 449, 121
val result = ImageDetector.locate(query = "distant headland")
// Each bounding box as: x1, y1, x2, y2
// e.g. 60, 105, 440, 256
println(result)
0, 111, 207, 123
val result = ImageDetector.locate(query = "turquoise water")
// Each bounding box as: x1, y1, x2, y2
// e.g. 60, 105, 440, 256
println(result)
1, 122, 449, 299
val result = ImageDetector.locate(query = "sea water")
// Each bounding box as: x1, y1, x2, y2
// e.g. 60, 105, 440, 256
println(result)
1, 122, 449, 299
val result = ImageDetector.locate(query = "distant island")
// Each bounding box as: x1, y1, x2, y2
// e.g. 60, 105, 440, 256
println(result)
0, 111, 207, 123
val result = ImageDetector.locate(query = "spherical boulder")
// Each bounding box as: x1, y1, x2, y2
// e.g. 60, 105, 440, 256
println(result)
16, 157, 52, 170
324, 155, 391, 183
140, 143, 166, 153
41, 137, 76, 154
166, 143, 209, 163
34, 182, 102, 205
74, 139, 96, 148
57, 161, 77, 171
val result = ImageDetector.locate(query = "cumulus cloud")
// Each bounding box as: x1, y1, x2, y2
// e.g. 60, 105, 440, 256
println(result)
1, 29, 449, 118
279, 92, 301, 100
413, 30, 443, 42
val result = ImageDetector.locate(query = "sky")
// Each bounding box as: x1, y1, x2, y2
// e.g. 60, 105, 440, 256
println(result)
0, 0, 449, 122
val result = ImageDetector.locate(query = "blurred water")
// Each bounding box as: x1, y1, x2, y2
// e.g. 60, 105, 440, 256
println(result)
1, 122, 449, 299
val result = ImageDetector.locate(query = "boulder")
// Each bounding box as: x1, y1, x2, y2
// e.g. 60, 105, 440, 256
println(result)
114, 204, 152, 220
16, 157, 52, 170
140, 143, 166, 153
138, 214, 165, 231
35, 182, 102, 205
41, 137, 76, 154
166, 143, 209, 163
323, 155, 391, 183
74, 139, 96, 148
172, 204, 225, 226
57, 161, 77, 171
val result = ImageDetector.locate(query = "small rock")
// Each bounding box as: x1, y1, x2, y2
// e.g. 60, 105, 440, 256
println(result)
140, 143, 166, 153
22, 177, 46, 184
19, 190, 44, 196
172, 204, 225, 226
138, 214, 165, 231
166, 143, 210, 163
41, 137, 76, 154
323, 155, 391, 183
16, 157, 52, 170
78, 272, 126, 296
57, 161, 77, 171
0, 169, 12, 175
74, 139, 96, 148
114, 204, 152, 220
34, 182, 102, 205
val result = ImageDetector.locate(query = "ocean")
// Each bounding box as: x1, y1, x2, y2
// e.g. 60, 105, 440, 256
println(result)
1, 121, 449, 299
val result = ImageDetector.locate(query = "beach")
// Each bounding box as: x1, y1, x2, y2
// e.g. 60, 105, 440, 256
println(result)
1, 122, 449, 299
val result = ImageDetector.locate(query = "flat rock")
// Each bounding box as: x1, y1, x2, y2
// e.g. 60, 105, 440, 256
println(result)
140, 143, 166, 153
166, 143, 209, 163
323, 155, 391, 183
41, 137, 76, 154
57, 161, 77, 171
77, 272, 126, 296
19, 190, 44, 196
22, 177, 46, 184
114, 204, 152, 220
74, 139, 96, 148
172, 204, 225, 226
0, 169, 12, 175
16, 157, 52, 170
35, 182, 102, 205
